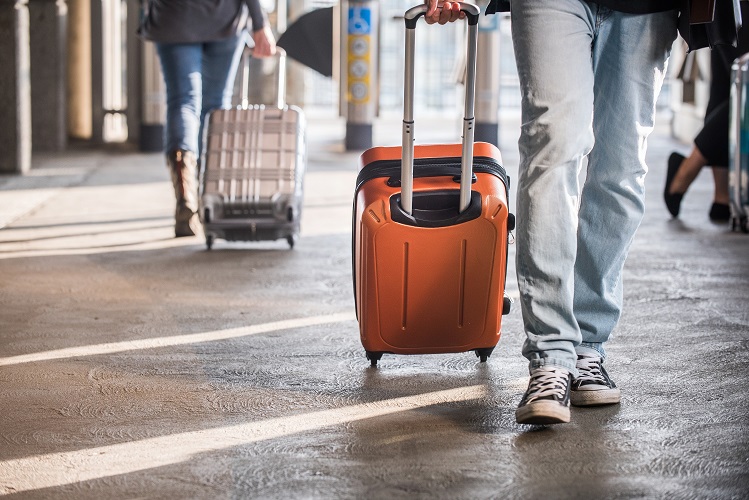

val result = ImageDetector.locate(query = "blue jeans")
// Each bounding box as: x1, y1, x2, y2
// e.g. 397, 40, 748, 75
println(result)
510, 0, 678, 375
156, 32, 247, 157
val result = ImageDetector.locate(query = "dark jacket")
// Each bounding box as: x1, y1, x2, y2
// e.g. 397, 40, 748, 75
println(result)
485, 0, 739, 52
677, 0, 742, 51
486, 0, 679, 14
139, 0, 268, 44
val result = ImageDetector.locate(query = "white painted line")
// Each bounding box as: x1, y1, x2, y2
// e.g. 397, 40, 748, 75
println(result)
0, 385, 487, 495
0, 312, 356, 367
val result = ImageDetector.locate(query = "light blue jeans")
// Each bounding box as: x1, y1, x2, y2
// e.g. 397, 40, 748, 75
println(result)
510, 0, 678, 375
156, 32, 247, 157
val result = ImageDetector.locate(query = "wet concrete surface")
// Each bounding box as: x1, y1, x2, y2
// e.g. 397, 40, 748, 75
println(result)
0, 110, 748, 499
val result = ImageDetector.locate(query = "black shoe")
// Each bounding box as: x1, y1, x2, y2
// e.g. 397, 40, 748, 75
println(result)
709, 202, 730, 222
570, 354, 621, 407
664, 152, 685, 218
516, 367, 571, 425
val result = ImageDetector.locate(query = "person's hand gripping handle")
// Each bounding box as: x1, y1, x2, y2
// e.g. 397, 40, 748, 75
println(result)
424, 0, 467, 24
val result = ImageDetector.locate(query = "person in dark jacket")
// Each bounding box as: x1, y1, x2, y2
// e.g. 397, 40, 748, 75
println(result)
139, 0, 276, 237
426, 0, 679, 425
665, 2, 749, 222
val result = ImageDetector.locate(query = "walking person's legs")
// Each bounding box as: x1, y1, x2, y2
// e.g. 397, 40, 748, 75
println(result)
665, 101, 731, 221
512, 0, 677, 424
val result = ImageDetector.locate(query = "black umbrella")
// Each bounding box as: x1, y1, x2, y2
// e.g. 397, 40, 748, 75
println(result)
277, 7, 334, 77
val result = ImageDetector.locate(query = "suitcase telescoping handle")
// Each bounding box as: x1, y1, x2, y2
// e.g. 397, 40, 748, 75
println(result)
240, 45, 288, 110
401, 2, 481, 215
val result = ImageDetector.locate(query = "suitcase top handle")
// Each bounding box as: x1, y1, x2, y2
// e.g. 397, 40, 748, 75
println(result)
401, 3, 481, 216
240, 45, 287, 110
403, 3, 480, 27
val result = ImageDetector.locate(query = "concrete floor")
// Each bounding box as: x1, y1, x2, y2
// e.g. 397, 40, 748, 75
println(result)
1, 110, 748, 499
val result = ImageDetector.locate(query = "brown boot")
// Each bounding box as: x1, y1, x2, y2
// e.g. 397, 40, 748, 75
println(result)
167, 149, 201, 237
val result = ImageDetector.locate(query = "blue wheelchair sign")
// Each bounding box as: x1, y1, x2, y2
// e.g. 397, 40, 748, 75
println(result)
348, 7, 371, 35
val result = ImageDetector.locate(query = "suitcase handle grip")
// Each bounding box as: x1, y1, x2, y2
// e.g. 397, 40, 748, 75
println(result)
240, 45, 287, 110
403, 3, 480, 26
401, 3, 480, 215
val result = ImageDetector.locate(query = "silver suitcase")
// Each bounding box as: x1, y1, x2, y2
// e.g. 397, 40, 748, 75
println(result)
200, 47, 306, 249
729, 53, 749, 233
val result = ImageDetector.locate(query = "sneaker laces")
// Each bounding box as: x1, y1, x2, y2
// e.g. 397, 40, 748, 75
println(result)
525, 367, 569, 404
576, 355, 607, 385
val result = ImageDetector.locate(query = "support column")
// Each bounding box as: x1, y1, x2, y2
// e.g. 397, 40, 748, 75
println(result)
475, 1, 500, 146
29, 0, 68, 152
0, 0, 32, 174
126, 0, 143, 148
89, 0, 103, 143
140, 41, 165, 152
67, 0, 91, 140
339, 0, 379, 151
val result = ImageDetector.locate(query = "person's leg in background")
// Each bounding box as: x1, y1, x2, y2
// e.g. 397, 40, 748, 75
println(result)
573, 6, 677, 405
665, 47, 733, 222
199, 32, 247, 160
156, 42, 203, 237
665, 100, 731, 221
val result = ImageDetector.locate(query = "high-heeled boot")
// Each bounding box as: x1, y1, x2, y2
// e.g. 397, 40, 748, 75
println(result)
167, 149, 201, 237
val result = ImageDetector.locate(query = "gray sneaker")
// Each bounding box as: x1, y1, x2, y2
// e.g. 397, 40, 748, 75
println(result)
516, 367, 571, 425
570, 354, 621, 406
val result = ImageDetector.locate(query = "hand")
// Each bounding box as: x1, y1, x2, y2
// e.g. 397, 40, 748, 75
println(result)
252, 25, 276, 58
424, 0, 465, 25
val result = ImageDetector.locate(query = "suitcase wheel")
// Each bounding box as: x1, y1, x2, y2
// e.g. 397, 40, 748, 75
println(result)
502, 295, 512, 315
206, 234, 214, 250
474, 347, 494, 363
365, 351, 383, 367
286, 235, 297, 249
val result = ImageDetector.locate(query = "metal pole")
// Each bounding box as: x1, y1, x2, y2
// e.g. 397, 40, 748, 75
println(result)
341, 0, 378, 151
0, 0, 32, 173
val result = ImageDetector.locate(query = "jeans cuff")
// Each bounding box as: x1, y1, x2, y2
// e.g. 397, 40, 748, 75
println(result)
577, 343, 606, 360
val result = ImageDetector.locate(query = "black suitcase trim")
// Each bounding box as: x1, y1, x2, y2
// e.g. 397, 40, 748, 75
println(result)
355, 156, 509, 197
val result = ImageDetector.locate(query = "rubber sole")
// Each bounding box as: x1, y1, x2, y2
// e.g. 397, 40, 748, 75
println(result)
516, 400, 570, 425
570, 388, 621, 407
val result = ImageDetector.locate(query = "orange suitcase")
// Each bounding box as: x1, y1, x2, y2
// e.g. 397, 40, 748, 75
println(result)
353, 3, 514, 367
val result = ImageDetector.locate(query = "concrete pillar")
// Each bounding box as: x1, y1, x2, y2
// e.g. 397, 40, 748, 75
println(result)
67, 0, 91, 139
0, 0, 32, 174
126, 0, 143, 148
89, 0, 103, 143
140, 41, 165, 152
29, 0, 67, 152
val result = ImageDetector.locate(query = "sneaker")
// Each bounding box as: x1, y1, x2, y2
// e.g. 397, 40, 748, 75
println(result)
570, 354, 621, 406
515, 367, 572, 425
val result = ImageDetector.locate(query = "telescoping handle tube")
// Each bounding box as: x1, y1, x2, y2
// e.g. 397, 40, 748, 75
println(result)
401, 2, 480, 215
241, 46, 288, 110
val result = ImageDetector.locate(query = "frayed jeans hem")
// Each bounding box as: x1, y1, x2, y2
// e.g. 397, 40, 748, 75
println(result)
577, 343, 606, 360
528, 357, 578, 378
